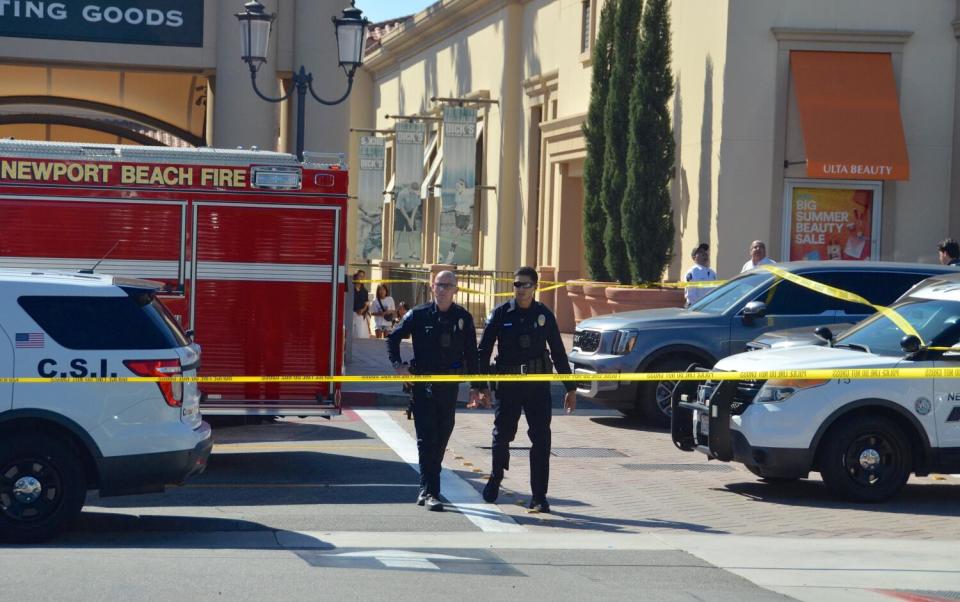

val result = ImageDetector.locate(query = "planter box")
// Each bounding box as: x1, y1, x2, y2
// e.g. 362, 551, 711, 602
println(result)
567, 281, 684, 325
605, 286, 685, 313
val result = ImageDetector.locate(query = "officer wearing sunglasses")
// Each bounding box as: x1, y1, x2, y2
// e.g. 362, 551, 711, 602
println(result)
387, 270, 484, 512
472, 266, 576, 513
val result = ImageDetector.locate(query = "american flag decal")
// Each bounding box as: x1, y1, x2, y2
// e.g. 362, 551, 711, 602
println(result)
15, 333, 44, 348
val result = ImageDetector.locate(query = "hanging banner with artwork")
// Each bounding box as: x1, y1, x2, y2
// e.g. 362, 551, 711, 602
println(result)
786, 186, 877, 261
438, 107, 478, 265
356, 136, 385, 260
392, 122, 425, 262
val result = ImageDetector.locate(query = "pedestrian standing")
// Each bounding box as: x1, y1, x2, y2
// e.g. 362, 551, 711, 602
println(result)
352, 269, 371, 339
938, 238, 960, 266
473, 266, 577, 513
370, 284, 397, 338
741, 240, 776, 273
387, 271, 483, 512
683, 243, 717, 307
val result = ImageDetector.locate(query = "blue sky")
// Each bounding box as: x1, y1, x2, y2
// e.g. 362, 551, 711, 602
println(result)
357, 0, 436, 23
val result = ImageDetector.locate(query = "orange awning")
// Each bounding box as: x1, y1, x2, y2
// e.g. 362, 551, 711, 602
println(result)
790, 51, 909, 181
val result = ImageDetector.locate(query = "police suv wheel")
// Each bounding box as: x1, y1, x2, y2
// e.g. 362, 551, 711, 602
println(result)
818, 416, 911, 503
0, 434, 86, 543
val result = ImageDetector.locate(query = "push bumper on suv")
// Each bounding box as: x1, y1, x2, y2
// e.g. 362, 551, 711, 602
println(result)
96, 421, 214, 497
671, 374, 811, 479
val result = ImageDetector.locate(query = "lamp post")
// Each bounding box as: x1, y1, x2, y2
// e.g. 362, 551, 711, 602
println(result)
236, 0, 369, 160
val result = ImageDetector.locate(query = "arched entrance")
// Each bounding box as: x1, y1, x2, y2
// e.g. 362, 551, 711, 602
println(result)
0, 64, 207, 146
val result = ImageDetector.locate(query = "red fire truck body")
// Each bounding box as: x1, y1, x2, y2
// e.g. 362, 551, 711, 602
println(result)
0, 140, 347, 416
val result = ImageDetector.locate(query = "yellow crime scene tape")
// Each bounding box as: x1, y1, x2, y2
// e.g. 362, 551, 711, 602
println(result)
8, 267, 947, 385
4, 366, 960, 384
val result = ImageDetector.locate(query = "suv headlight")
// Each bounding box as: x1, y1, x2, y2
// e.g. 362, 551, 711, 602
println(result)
755, 378, 828, 403
612, 329, 640, 355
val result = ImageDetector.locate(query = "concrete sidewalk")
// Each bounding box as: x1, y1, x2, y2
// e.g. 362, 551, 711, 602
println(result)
342, 332, 577, 407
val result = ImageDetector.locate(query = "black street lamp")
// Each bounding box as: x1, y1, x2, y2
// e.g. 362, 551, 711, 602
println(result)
236, 1, 369, 160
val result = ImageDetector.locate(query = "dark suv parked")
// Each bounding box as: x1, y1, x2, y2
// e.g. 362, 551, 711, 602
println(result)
568, 261, 958, 426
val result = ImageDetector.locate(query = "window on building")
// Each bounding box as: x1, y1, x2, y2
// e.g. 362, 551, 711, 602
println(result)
580, 0, 592, 54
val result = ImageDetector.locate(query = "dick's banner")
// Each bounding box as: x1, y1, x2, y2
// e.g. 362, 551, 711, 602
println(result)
392, 122, 425, 262
438, 107, 478, 265
356, 136, 385, 260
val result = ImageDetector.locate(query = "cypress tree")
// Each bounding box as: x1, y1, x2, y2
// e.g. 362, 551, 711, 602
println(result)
600, 0, 642, 284
581, 0, 618, 281
623, 0, 675, 283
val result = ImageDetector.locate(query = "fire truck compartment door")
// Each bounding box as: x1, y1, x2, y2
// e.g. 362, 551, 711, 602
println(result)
0, 197, 185, 285
191, 202, 340, 404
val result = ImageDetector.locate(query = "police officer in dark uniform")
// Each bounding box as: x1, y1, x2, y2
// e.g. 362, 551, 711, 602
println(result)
473, 266, 576, 513
387, 270, 483, 512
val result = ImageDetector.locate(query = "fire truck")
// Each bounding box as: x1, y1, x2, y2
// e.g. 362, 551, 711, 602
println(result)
0, 139, 347, 417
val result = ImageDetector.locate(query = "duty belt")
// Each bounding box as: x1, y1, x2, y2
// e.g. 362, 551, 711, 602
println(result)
496, 357, 550, 375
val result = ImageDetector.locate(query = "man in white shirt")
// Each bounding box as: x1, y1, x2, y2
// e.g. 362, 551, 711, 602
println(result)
741, 240, 776, 273
683, 243, 717, 307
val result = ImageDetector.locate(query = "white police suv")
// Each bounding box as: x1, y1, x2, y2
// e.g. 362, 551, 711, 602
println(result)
673, 272, 960, 502
0, 270, 212, 542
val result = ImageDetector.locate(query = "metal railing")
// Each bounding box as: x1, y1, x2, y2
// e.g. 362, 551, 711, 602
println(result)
352, 264, 513, 327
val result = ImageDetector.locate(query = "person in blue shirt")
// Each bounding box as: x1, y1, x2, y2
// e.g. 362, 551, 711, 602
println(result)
472, 266, 576, 513
387, 270, 483, 512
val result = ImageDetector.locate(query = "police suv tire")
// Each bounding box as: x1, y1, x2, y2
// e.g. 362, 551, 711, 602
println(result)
818, 415, 912, 503
638, 356, 694, 428
0, 434, 86, 543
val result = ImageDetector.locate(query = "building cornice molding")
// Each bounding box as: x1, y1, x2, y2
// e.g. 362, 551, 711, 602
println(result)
771, 28, 912, 45
523, 70, 559, 97
540, 112, 586, 139
362, 0, 524, 75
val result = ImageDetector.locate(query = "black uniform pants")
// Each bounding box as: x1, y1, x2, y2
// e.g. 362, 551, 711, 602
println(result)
491, 381, 552, 499
412, 382, 458, 497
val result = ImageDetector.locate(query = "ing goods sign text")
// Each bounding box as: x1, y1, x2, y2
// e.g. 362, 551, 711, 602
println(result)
0, 0, 203, 47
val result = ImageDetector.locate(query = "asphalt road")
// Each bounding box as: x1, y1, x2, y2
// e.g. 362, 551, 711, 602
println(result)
0, 413, 791, 602
3, 411, 959, 601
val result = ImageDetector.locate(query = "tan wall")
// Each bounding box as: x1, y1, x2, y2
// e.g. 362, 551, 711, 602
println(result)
668, 0, 730, 279
362, 1, 519, 270
356, 0, 959, 322
703, 0, 958, 275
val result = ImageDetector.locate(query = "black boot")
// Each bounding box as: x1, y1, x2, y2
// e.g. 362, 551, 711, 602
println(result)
528, 497, 550, 513
482, 475, 502, 503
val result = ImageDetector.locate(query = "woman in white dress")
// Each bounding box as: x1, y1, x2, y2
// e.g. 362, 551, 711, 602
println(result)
370, 284, 397, 339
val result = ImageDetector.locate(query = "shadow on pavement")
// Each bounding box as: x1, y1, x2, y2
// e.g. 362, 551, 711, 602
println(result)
211, 420, 370, 444
588, 415, 669, 434
519, 508, 729, 535
13, 513, 333, 550
88, 451, 420, 508
721, 479, 960, 515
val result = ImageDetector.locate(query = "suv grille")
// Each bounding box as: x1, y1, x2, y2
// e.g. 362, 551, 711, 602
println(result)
573, 329, 601, 353
731, 380, 765, 415
699, 377, 765, 416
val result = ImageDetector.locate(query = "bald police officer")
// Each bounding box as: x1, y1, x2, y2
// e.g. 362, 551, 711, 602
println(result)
473, 266, 576, 513
387, 270, 483, 511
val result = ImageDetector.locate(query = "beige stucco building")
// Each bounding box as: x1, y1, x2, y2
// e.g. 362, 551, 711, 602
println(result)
350, 0, 960, 330
0, 0, 350, 156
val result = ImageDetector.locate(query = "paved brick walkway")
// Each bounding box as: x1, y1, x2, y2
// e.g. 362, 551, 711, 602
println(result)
346, 333, 960, 540
374, 408, 960, 540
